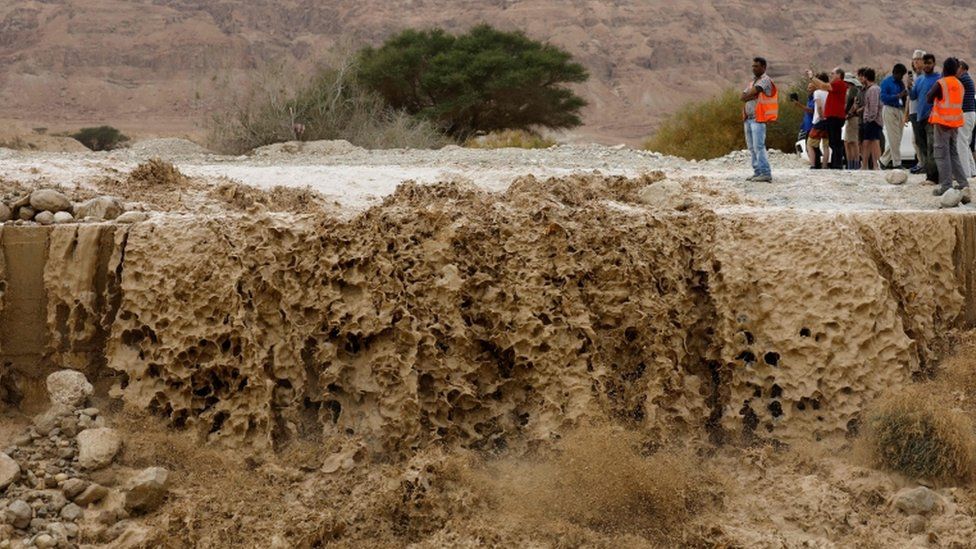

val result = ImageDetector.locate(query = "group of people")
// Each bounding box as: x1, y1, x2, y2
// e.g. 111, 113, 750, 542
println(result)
741, 53, 975, 196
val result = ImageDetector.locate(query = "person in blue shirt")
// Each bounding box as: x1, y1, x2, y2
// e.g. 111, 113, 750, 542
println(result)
957, 61, 976, 177
909, 53, 941, 183
879, 64, 908, 168
793, 93, 817, 166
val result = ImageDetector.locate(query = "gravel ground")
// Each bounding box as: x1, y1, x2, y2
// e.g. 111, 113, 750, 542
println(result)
0, 139, 972, 213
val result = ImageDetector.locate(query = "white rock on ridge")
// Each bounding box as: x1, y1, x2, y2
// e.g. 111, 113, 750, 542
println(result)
940, 188, 964, 208
77, 428, 122, 470
0, 452, 20, 490
29, 189, 72, 213
74, 196, 124, 221
35, 210, 55, 225
124, 467, 170, 514
47, 370, 94, 407
885, 170, 909, 185
53, 211, 74, 224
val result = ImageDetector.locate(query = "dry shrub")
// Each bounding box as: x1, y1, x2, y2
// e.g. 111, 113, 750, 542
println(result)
489, 427, 723, 541
464, 129, 556, 149
861, 385, 976, 484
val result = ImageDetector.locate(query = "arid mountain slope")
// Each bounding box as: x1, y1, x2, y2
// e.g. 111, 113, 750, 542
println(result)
1, 1, 975, 143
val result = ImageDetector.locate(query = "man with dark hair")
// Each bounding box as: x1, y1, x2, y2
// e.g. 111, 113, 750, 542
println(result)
927, 57, 968, 196
957, 60, 976, 177
910, 53, 941, 183
909, 50, 927, 173
741, 56, 777, 182
880, 63, 908, 168
808, 67, 848, 169
861, 68, 883, 169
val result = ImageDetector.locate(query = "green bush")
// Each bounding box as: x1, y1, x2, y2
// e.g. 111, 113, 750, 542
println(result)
643, 83, 805, 160
71, 125, 129, 151
207, 58, 447, 155
357, 25, 588, 140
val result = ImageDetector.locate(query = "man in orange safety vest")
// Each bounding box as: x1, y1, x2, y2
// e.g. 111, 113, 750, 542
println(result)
927, 56, 970, 196
741, 57, 778, 183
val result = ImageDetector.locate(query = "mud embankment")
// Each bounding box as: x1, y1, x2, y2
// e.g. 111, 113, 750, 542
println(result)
1, 175, 973, 455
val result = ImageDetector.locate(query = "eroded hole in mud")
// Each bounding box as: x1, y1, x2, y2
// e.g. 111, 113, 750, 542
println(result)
770, 384, 783, 398
768, 401, 783, 418
736, 350, 756, 363
764, 352, 780, 367
799, 327, 811, 337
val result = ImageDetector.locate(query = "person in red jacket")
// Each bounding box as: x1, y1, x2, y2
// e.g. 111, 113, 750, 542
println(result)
808, 67, 848, 169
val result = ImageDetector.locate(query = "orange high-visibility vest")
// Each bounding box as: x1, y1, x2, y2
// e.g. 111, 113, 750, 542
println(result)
930, 76, 964, 128
744, 78, 779, 123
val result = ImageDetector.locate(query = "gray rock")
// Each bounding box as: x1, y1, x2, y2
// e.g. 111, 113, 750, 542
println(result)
894, 486, 942, 515
60, 502, 83, 521
33, 533, 55, 548
33, 408, 69, 436
59, 416, 79, 438
18, 206, 35, 221
34, 210, 55, 225
73, 483, 108, 506
76, 428, 122, 470
6, 499, 32, 529
74, 196, 124, 221
124, 467, 170, 514
885, 170, 909, 185
115, 211, 148, 224
53, 211, 74, 224
61, 478, 88, 500
0, 452, 19, 490
46, 370, 93, 408
0, 203, 10, 222
940, 188, 964, 208
29, 189, 72, 213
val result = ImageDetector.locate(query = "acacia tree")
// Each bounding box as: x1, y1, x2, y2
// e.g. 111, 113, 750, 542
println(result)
357, 25, 589, 139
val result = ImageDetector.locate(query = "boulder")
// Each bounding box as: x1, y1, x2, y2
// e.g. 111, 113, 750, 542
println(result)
940, 188, 964, 208
124, 467, 170, 514
35, 211, 55, 225
893, 486, 942, 515
18, 206, 35, 221
29, 189, 72, 213
47, 370, 93, 407
74, 196, 124, 221
77, 428, 122, 470
0, 203, 10, 222
53, 211, 74, 224
885, 170, 909, 185
0, 452, 19, 490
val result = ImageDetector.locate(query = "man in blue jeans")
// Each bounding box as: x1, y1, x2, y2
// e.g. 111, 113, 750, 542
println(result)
741, 57, 776, 182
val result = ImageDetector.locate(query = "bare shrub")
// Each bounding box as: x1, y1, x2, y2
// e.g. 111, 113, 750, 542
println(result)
861, 385, 976, 484
127, 158, 188, 188
207, 57, 448, 154
464, 129, 557, 149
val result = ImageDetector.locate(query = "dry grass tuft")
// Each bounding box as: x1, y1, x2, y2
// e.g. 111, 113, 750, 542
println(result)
464, 129, 556, 149
489, 426, 723, 541
861, 385, 976, 484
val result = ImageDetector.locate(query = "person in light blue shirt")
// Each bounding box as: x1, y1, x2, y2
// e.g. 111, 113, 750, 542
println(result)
880, 64, 908, 168
909, 53, 941, 183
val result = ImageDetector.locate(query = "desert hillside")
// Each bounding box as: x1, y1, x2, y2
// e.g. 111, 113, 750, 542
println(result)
1, 1, 976, 142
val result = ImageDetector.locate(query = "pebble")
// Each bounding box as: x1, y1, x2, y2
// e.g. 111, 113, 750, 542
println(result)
894, 486, 942, 515
74, 483, 108, 506
6, 499, 32, 529
53, 211, 74, 224
940, 188, 964, 208
0, 203, 10, 222
34, 210, 55, 225
124, 467, 170, 514
60, 502, 83, 521
17, 206, 36, 221
61, 478, 88, 500
885, 170, 908, 185
32, 533, 55, 548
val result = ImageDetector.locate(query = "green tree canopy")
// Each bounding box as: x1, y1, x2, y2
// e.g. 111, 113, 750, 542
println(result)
357, 25, 589, 139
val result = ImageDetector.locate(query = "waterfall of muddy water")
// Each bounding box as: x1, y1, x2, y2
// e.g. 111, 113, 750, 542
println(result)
2, 176, 974, 454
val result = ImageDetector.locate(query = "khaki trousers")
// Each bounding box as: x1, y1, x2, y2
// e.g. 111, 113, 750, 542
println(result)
880, 106, 904, 166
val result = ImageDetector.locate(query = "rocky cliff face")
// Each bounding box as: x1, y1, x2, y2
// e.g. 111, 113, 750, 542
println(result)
2, 1, 975, 142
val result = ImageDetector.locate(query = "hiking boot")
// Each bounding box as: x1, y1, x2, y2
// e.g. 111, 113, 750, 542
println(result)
753, 174, 772, 183
745, 175, 759, 181
910, 165, 924, 174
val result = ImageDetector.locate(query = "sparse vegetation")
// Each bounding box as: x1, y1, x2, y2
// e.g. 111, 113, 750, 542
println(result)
862, 386, 976, 484
358, 25, 588, 140
71, 125, 129, 151
464, 130, 557, 149
207, 57, 447, 155
643, 83, 804, 160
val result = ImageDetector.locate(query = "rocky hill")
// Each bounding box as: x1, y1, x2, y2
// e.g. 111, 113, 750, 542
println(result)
1, 0, 975, 143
